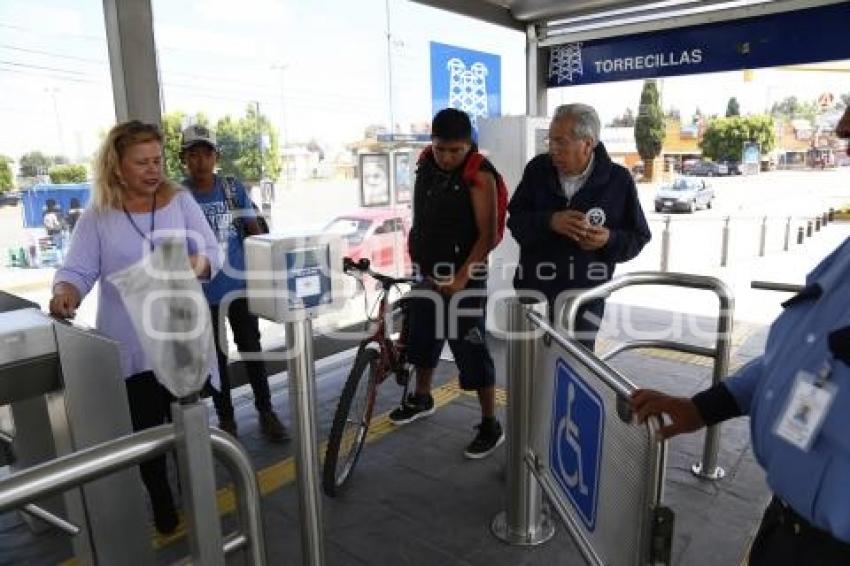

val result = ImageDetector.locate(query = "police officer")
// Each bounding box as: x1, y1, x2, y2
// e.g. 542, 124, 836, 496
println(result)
631, 235, 850, 563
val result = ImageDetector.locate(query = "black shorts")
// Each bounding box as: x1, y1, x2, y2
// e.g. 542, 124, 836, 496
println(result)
404, 282, 495, 391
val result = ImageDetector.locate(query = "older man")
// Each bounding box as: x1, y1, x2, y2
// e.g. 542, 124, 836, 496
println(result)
507, 103, 651, 348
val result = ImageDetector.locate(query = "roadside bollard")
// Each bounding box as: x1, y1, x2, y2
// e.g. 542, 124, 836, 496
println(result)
807, 220, 813, 237
660, 215, 671, 272
829, 208, 835, 222
758, 216, 767, 257
783, 217, 791, 251
822, 211, 828, 226
797, 226, 804, 245
815, 217, 821, 232
720, 216, 731, 267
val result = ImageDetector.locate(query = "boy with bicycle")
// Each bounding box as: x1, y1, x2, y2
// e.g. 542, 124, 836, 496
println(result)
389, 108, 504, 459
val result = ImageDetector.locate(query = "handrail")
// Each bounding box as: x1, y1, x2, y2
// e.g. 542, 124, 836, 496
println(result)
0, 424, 266, 565
559, 271, 734, 481
750, 281, 804, 293
600, 340, 714, 362
528, 310, 636, 401
21, 503, 80, 536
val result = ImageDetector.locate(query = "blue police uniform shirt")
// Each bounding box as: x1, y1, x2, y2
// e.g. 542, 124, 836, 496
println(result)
724, 237, 850, 542
185, 175, 255, 305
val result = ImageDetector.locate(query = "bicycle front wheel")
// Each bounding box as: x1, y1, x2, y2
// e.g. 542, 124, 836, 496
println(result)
323, 346, 379, 497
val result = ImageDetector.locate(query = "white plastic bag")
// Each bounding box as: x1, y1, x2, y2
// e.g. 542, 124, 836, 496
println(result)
109, 238, 212, 398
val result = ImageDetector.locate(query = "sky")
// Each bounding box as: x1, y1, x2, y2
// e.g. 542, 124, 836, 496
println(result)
0, 0, 848, 163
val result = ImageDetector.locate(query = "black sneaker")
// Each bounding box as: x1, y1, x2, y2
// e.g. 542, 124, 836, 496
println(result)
464, 419, 505, 459
259, 410, 289, 443
389, 393, 435, 425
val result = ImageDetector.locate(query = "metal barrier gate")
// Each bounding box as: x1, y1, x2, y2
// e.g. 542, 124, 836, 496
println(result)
0, 411, 267, 565
561, 272, 734, 480
493, 298, 672, 565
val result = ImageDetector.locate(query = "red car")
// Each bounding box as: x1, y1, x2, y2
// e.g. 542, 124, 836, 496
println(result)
324, 208, 412, 275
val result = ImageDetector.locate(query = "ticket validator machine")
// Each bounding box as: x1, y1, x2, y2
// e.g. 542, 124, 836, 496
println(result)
245, 233, 344, 566
0, 299, 153, 565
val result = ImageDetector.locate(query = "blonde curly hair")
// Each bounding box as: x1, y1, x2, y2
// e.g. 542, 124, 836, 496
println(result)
91, 120, 178, 211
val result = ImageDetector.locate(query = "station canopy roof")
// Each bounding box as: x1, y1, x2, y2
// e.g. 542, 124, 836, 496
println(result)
410, 0, 844, 45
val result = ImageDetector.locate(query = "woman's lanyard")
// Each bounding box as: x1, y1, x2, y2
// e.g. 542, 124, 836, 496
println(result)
123, 193, 156, 251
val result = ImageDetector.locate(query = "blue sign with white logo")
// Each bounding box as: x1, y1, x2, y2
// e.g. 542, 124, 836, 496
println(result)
549, 358, 604, 531
285, 247, 331, 310
430, 41, 501, 134
548, 3, 850, 87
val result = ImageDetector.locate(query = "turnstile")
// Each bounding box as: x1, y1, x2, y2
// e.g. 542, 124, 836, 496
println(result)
0, 305, 154, 565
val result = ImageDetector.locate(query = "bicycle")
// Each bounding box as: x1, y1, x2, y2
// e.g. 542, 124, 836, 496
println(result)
322, 256, 424, 496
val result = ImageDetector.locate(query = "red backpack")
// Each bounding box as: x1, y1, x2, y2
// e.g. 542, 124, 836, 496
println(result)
418, 147, 508, 247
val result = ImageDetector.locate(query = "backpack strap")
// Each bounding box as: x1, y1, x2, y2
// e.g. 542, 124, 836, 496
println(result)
221, 175, 241, 211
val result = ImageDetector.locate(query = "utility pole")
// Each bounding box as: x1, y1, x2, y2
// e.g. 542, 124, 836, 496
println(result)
385, 0, 395, 134
45, 87, 65, 157
255, 100, 264, 181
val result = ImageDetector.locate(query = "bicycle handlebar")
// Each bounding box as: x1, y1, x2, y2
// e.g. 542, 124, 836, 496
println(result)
342, 256, 420, 288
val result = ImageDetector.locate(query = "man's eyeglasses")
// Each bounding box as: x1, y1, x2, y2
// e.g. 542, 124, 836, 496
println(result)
545, 136, 576, 150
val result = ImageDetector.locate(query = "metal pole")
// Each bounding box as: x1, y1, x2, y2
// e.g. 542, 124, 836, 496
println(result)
173, 399, 225, 566
284, 316, 326, 566
210, 431, 267, 566
783, 217, 791, 251
492, 299, 555, 546
797, 226, 804, 245
807, 220, 813, 237
758, 216, 767, 257
815, 216, 821, 232
255, 100, 264, 181
660, 216, 671, 272
822, 211, 828, 226
720, 216, 730, 267
692, 281, 734, 481
829, 208, 835, 222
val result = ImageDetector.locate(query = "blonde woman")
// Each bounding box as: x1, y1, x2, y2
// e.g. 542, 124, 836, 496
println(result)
49, 120, 221, 535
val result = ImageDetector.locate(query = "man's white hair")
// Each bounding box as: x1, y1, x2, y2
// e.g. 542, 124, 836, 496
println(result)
552, 103, 600, 146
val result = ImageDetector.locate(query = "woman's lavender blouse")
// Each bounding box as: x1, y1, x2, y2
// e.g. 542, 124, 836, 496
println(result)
54, 190, 222, 381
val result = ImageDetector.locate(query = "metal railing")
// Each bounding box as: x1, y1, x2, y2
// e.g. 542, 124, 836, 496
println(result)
561, 271, 734, 480
492, 297, 672, 565
750, 281, 804, 294
0, 420, 266, 565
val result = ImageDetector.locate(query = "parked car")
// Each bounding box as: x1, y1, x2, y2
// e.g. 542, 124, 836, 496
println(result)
687, 160, 727, 177
324, 208, 412, 273
654, 177, 714, 213
0, 191, 21, 207
718, 160, 742, 175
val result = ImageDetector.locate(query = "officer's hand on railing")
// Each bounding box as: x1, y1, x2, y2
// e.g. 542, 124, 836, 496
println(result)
630, 389, 705, 439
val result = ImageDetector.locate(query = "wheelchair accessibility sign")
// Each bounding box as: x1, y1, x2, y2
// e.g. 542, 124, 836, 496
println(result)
549, 358, 604, 531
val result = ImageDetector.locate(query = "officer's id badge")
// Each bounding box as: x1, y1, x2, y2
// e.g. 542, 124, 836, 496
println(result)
774, 370, 836, 452
586, 207, 606, 226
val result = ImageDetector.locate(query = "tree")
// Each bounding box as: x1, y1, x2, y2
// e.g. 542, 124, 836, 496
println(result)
19, 151, 53, 177
699, 115, 776, 162
770, 96, 817, 121
161, 111, 187, 180
214, 105, 281, 183
608, 108, 635, 127
48, 164, 87, 184
0, 155, 13, 192
634, 80, 665, 181
52, 155, 69, 165
725, 97, 740, 117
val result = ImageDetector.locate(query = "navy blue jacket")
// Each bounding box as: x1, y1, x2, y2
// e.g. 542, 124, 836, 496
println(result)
507, 142, 650, 302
